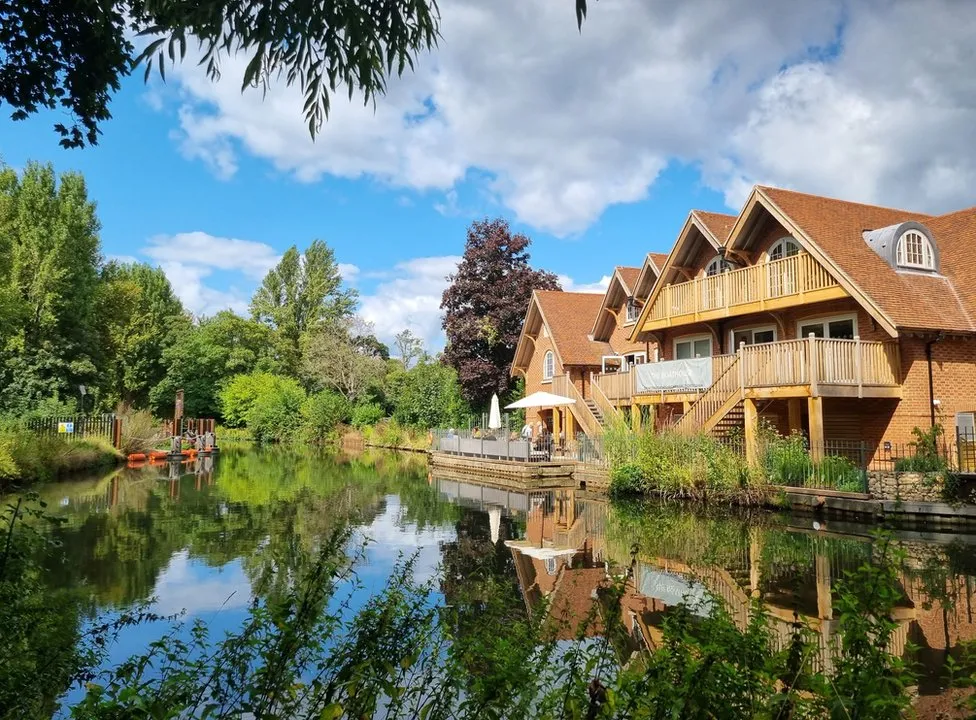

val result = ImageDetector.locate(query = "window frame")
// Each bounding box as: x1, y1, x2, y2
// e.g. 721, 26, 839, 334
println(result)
673, 333, 713, 360
766, 237, 801, 262
896, 230, 935, 270
729, 325, 778, 350
542, 350, 555, 382
795, 313, 858, 340
624, 297, 640, 324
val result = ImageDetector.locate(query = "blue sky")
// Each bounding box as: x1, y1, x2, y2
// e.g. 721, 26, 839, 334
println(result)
1, 0, 972, 349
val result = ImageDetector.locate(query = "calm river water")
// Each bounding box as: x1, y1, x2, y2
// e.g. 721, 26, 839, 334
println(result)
30, 444, 976, 715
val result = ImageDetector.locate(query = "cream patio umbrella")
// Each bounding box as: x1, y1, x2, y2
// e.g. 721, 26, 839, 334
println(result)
504, 391, 575, 409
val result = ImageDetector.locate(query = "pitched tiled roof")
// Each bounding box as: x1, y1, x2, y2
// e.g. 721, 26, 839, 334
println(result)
694, 210, 737, 244
759, 187, 976, 333
536, 290, 613, 366
546, 566, 606, 640
646, 253, 670, 273
616, 266, 641, 293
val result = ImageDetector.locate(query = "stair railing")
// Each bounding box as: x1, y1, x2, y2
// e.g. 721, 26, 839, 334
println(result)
589, 372, 622, 425
552, 375, 602, 439
673, 353, 741, 435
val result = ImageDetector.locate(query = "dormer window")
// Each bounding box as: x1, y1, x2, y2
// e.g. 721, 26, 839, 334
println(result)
625, 297, 639, 323
896, 230, 935, 270
863, 221, 939, 274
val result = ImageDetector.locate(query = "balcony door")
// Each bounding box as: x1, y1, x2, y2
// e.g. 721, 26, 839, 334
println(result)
797, 315, 858, 383
731, 326, 777, 350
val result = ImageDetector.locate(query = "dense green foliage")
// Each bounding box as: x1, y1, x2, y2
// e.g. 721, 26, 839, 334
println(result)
1, 0, 440, 147
385, 359, 467, 429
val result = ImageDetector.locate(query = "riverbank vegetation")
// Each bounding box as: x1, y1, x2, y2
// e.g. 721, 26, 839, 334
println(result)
607, 420, 867, 501
0, 163, 555, 477
0, 488, 932, 719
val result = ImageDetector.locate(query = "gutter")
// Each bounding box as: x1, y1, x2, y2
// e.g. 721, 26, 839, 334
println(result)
925, 332, 945, 427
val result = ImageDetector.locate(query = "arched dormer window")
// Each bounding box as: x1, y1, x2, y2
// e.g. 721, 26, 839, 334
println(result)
896, 230, 935, 270
702, 256, 737, 308
705, 257, 729, 276
543, 350, 555, 381
767, 237, 800, 262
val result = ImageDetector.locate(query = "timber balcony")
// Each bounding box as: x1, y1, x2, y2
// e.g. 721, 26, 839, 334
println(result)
593, 337, 902, 406
642, 253, 846, 330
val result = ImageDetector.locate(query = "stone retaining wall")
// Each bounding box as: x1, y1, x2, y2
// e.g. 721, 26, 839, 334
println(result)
867, 470, 945, 503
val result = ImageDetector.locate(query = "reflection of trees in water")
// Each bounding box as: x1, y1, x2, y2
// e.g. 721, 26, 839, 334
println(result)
39, 445, 459, 609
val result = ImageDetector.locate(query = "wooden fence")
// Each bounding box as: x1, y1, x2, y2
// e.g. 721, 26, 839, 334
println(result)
25, 414, 121, 447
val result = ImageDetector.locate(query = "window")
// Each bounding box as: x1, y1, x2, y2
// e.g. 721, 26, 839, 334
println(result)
674, 335, 712, 360
542, 350, 555, 381
703, 256, 735, 308
705, 257, 726, 276
767, 238, 801, 296
896, 230, 935, 270
731, 326, 777, 349
625, 297, 640, 323
767, 237, 800, 261
797, 314, 857, 340
622, 352, 646, 370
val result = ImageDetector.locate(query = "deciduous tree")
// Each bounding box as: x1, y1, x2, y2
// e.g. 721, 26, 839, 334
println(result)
301, 318, 385, 403
440, 218, 559, 409
394, 329, 426, 369
250, 240, 356, 376
0, 162, 102, 413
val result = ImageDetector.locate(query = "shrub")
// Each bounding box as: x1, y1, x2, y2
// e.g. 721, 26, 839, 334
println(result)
116, 405, 167, 455
609, 462, 647, 498
301, 391, 351, 443
762, 431, 813, 486
246, 378, 307, 443
895, 425, 948, 472
817, 454, 864, 493
219, 372, 283, 428
351, 402, 385, 428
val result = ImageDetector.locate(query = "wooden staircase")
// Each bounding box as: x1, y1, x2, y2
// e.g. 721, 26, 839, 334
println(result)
585, 399, 605, 426
673, 354, 742, 436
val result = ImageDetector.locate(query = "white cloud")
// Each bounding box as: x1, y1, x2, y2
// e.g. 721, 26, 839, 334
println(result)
137, 231, 281, 317
357, 255, 460, 350
156, 0, 976, 234
559, 274, 611, 294
338, 263, 360, 282
152, 551, 251, 616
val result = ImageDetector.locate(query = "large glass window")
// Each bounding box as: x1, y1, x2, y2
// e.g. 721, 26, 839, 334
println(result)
767, 237, 802, 297
798, 316, 856, 340
675, 336, 712, 360
731, 327, 777, 349
625, 297, 640, 323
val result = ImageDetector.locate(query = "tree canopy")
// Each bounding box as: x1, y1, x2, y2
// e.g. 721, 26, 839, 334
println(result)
250, 240, 357, 376
440, 218, 560, 409
0, 0, 441, 147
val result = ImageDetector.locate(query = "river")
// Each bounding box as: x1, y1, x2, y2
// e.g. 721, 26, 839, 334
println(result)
22, 443, 976, 716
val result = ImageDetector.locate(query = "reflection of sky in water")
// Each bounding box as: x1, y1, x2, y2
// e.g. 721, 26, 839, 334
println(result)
55, 489, 458, 713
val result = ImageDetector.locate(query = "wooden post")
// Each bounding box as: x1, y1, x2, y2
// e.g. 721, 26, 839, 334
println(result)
647, 403, 656, 433
565, 410, 576, 444
808, 333, 819, 396
788, 398, 803, 434
553, 408, 562, 449
816, 551, 833, 620
111, 417, 123, 450
631, 403, 641, 432
855, 334, 863, 398
808, 396, 824, 461
749, 527, 762, 598
738, 341, 746, 398
744, 397, 759, 466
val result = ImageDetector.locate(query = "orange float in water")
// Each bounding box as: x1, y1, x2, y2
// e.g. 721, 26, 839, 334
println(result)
148, 450, 168, 461
127, 453, 147, 462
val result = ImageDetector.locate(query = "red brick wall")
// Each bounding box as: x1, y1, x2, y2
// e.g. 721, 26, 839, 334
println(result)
520, 326, 560, 426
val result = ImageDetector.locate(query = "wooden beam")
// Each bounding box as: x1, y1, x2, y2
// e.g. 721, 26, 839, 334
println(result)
816, 552, 833, 620
553, 408, 562, 448
565, 409, 576, 443
745, 385, 812, 399
631, 403, 641, 432
744, 397, 759, 466
808, 396, 824, 461
788, 398, 803, 433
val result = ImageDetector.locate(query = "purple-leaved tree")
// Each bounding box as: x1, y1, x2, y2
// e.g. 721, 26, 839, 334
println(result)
440, 218, 560, 410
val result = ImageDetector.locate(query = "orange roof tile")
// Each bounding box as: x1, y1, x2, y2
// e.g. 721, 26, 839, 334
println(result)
759, 187, 976, 333
616, 266, 641, 293
647, 253, 670, 273
536, 290, 614, 366
694, 210, 737, 244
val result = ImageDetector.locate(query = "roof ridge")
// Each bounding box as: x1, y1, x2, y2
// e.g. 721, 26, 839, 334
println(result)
759, 185, 933, 218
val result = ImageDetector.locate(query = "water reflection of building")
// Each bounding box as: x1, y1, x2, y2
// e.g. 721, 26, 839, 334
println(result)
431, 474, 976, 714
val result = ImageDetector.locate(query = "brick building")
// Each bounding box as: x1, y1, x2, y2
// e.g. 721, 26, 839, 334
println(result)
512, 185, 976, 463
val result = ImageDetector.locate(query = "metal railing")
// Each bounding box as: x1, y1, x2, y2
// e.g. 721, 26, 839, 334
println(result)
432, 428, 556, 462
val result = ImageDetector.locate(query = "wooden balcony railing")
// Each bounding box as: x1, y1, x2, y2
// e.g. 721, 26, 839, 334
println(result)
646, 253, 842, 325
592, 338, 900, 405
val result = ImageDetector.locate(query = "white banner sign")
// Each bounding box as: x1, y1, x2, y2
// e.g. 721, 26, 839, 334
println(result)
634, 358, 712, 392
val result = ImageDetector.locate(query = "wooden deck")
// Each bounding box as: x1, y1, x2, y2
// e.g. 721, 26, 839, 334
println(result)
594, 336, 901, 406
